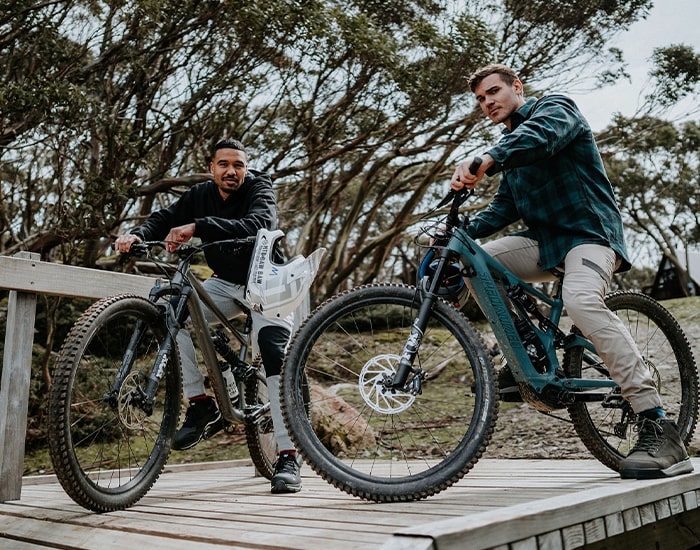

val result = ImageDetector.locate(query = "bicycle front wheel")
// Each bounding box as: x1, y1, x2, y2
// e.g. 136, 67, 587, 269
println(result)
281, 283, 498, 502
565, 291, 698, 471
48, 294, 182, 512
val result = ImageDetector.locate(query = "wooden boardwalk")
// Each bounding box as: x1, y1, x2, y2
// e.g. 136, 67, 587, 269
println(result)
2, 458, 700, 549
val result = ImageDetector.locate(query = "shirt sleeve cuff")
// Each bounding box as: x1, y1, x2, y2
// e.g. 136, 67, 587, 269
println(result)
485, 146, 506, 175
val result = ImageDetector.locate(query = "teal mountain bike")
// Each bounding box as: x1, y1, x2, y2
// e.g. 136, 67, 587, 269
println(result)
280, 175, 699, 502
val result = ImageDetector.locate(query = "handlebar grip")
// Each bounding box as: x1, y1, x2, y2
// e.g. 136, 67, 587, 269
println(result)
469, 156, 483, 175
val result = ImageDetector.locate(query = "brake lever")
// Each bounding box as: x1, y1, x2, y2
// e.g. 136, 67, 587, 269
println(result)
437, 156, 483, 209
118, 242, 147, 266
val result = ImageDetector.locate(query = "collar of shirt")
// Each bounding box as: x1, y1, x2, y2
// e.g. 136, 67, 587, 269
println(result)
504, 97, 537, 134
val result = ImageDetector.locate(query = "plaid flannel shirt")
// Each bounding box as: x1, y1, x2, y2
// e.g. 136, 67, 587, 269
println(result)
467, 94, 631, 272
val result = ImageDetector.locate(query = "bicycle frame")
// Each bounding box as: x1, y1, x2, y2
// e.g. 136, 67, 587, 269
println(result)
111, 242, 267, 425
392, 191, 617, 404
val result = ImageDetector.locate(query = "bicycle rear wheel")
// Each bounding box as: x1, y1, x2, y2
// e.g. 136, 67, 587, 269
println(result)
48, 294, 182, 512
565, 291, 698, 471
281, 283, 498, 502
244, 360, 276, 479
245, 360, 311, 479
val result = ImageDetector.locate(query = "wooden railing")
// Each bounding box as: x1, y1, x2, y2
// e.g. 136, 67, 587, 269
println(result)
0, 253, 154, 502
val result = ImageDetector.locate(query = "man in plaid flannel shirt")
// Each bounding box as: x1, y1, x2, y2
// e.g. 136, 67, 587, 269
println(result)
450, 63, 692, 480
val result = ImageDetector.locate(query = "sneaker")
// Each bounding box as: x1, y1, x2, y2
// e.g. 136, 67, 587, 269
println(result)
498, 364, 523, 402
172, 396, 223, 451
619, 417, 694, 479
271, 452, 302, 494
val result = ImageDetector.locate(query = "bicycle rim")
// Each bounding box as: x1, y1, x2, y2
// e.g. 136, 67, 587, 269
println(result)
565, 291, 698, 471
281, 283, 498, 502
48, 294, 181, 512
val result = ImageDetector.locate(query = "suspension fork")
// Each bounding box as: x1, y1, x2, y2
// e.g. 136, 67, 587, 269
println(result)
105, 318, 148, 407
138, 286, 192, 414
390, 248, 453, 391
105, 282, 175, 410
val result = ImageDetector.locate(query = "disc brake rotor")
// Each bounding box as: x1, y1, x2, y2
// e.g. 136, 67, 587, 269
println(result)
118, 370, 148, 430
358, 354, 415, 414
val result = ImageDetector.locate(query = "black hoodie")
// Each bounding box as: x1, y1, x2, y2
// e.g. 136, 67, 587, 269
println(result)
131, 169, 280, 284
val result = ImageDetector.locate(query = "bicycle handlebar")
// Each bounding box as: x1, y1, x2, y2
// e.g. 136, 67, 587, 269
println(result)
123, 236, 257, 261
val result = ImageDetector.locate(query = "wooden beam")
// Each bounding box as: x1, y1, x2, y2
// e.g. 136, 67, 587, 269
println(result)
0, 254, 156, 502
0, 255, 154, 299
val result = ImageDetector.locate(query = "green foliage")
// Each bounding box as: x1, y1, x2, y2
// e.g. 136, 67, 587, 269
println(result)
649, 45, 700, 107
599, 114, 700, 280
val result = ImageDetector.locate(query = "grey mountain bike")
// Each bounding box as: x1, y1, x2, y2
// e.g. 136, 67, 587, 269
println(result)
48, 238, 285, 512
280, 170, 699, 502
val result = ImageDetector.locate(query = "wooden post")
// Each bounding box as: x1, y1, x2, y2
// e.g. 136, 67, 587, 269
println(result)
0, 252, 39, 502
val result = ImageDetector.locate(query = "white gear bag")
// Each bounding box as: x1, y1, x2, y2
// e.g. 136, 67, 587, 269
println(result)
246, 228, 326, 319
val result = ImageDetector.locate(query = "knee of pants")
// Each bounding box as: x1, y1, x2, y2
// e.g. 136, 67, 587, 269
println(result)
258, 325, 291, 377
561, 284, 609, 333
562, 281, 606, 309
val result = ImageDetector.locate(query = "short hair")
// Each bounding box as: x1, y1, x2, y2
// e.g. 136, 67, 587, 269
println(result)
211, 138, 247, 157
467, 64, 519, 92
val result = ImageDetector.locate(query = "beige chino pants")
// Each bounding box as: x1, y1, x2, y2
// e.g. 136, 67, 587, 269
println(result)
480, 235, 662, 413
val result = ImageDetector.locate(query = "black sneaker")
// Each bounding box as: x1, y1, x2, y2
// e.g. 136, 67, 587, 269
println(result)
271, 452, 302, 494
172, 396, 223, 451
498, 364, 523, 402
619, 417, 694, 479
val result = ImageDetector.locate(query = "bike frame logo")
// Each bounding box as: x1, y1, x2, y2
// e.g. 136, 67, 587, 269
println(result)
154, 351, 169, 379
401, 325, 423, 362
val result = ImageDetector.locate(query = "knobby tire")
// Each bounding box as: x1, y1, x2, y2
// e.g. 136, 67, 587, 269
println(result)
48, 294, 181, 512
281, 283, 498, 502
565, 291, 698, 471
244, 360, 276, 479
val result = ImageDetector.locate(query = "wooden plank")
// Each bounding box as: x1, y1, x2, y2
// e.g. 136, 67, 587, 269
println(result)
537, 530, 563, 550
604, 511, 625, 537
4, 459, 700, 549
655, 498, 672, 520
583, 517, 606, 543
683, 490, 698, 510
0, 515, 253, 549
387, 460, 700, 550
0, 283, 37, 502
561, 524, 584, 550
0, 255, 154, 299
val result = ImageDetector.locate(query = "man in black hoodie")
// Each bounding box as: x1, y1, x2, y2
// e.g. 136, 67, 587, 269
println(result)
114, 138, 301, 493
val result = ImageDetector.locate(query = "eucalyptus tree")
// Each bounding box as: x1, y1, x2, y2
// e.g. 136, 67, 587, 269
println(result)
1, 0, 314, 263
250, 0, 655, 297
597, 43, 700, 294
2, 0, 656, 300
600, 117, 700, 293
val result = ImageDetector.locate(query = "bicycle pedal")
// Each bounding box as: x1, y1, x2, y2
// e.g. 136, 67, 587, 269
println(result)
223, 422, 236, 434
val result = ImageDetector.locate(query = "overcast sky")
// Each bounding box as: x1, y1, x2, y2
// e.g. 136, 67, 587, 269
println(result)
568, 0, 700, 131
